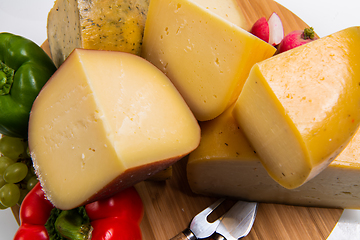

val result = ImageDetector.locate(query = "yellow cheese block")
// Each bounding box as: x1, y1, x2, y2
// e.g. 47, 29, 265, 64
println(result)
29, 49, 200, 210
233, 27, 360, 189
47, 0, 149, 67
141, 0, 276, 121
187, 105, 360, 208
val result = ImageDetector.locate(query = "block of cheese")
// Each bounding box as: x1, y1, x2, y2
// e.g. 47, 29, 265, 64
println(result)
47, 0, 149, 67
187, 105, 360, 209
233, 27, 360, 189
141, 0, 276, 121
28, 49, 200, 210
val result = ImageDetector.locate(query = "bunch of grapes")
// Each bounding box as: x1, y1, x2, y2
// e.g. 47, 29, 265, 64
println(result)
0, 135, 38, 209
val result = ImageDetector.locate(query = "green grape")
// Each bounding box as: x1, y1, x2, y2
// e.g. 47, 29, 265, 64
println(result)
26, 176, 38, 191
3, 162, 28, 184
0, 201, 8, 210
0, 183, 20, 207
19, 141, 30, 159
0, 156, 16, 175
0, 136, 25, 160
0, 176, 5, 189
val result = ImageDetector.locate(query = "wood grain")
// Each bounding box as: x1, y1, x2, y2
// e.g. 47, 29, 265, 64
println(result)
13, 0, 343, 239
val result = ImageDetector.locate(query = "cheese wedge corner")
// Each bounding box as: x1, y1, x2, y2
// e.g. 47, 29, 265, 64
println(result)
29, 49, 200, 210
233, 26, 360, 189
141, 0, 276, 121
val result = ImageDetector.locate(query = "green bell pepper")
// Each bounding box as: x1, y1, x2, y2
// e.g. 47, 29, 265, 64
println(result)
0, 32, 56, 138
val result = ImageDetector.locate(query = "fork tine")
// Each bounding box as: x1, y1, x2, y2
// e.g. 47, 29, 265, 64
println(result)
193, 198, 226, 221
189, 198, 226, 238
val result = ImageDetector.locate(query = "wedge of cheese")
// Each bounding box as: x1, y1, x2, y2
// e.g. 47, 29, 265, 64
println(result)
28, 49, 200, 210
141, 0, 276, 121
233, 27, 360, 189
47, 0, 149, 67
187, 105, 360, 209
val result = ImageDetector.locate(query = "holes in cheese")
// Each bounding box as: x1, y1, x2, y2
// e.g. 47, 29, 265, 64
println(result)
141, 0, 276, 121
233, 27, 360, 189
28, 49, 200, 210
187, 105, 360, 208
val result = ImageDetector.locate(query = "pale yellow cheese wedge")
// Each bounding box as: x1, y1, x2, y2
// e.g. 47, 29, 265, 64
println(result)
141, 0, 276, 121
233, 27, 360, 189
187, 105, 360, 208
47, 0, 149, 67
29, 49, 200, 210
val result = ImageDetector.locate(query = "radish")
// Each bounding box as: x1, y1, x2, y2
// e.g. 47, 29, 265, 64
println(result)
267, 12, 284, 46
250, 17, 269, 43
277, 27, 318, 53
250, 13, 284, 46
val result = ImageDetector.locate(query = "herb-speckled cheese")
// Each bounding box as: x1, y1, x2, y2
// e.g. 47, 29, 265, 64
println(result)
47, 0, 149, 67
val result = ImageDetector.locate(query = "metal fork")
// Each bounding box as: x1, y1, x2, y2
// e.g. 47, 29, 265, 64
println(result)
170, 198, 226, 240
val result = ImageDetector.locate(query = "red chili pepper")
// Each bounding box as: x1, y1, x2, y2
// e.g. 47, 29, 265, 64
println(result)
13, 183, 144, 240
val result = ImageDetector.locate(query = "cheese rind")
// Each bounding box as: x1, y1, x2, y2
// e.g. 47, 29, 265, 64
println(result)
233, 27, 360, 189
29, 49, 200, 210
187, 105, 360, 209
141, 0, 276, 121
47, 0, 149, 67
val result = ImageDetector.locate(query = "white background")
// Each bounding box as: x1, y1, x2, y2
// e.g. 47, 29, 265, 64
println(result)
0, 0, 359, 239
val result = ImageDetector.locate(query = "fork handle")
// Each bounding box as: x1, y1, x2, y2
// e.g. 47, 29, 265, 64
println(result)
169, 228, 197, 240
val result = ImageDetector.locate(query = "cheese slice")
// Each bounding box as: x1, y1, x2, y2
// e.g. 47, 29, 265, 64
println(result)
187, 105, 360, 209
47, 0, 149, 67
28, 49, 200, 210
141, 0, 276, 121
233, 27, 360, 189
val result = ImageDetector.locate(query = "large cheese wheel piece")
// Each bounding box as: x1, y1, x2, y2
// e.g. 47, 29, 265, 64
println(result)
233, 27, 360, 189
47, 0, 149, 67
28, 49, 200, 210
141, 0, 276, 121
187, 105, 360, 209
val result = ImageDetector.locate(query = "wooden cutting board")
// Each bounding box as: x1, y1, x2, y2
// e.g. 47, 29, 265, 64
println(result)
14, 0, 343, 239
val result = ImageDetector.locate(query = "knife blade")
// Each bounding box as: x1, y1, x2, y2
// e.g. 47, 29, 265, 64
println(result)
210, 201, 258, 240
326, 209, 360, 240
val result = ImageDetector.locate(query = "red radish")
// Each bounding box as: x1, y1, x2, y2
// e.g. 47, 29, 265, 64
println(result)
268, 12, 284, 46
250, 12, 284, 46
277, 27, 318, 53
250, 17, 269, 43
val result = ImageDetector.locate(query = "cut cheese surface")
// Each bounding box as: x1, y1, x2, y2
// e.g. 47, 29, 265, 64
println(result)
187, 105, 360, 208
233, 27, 360, 189
47, 0, 149, 67
190, 0, 249, 29
29, 49, 200, 210
141, 0, 275, 121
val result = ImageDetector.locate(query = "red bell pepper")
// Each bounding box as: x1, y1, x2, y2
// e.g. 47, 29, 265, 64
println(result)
13, 183, 144, 240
